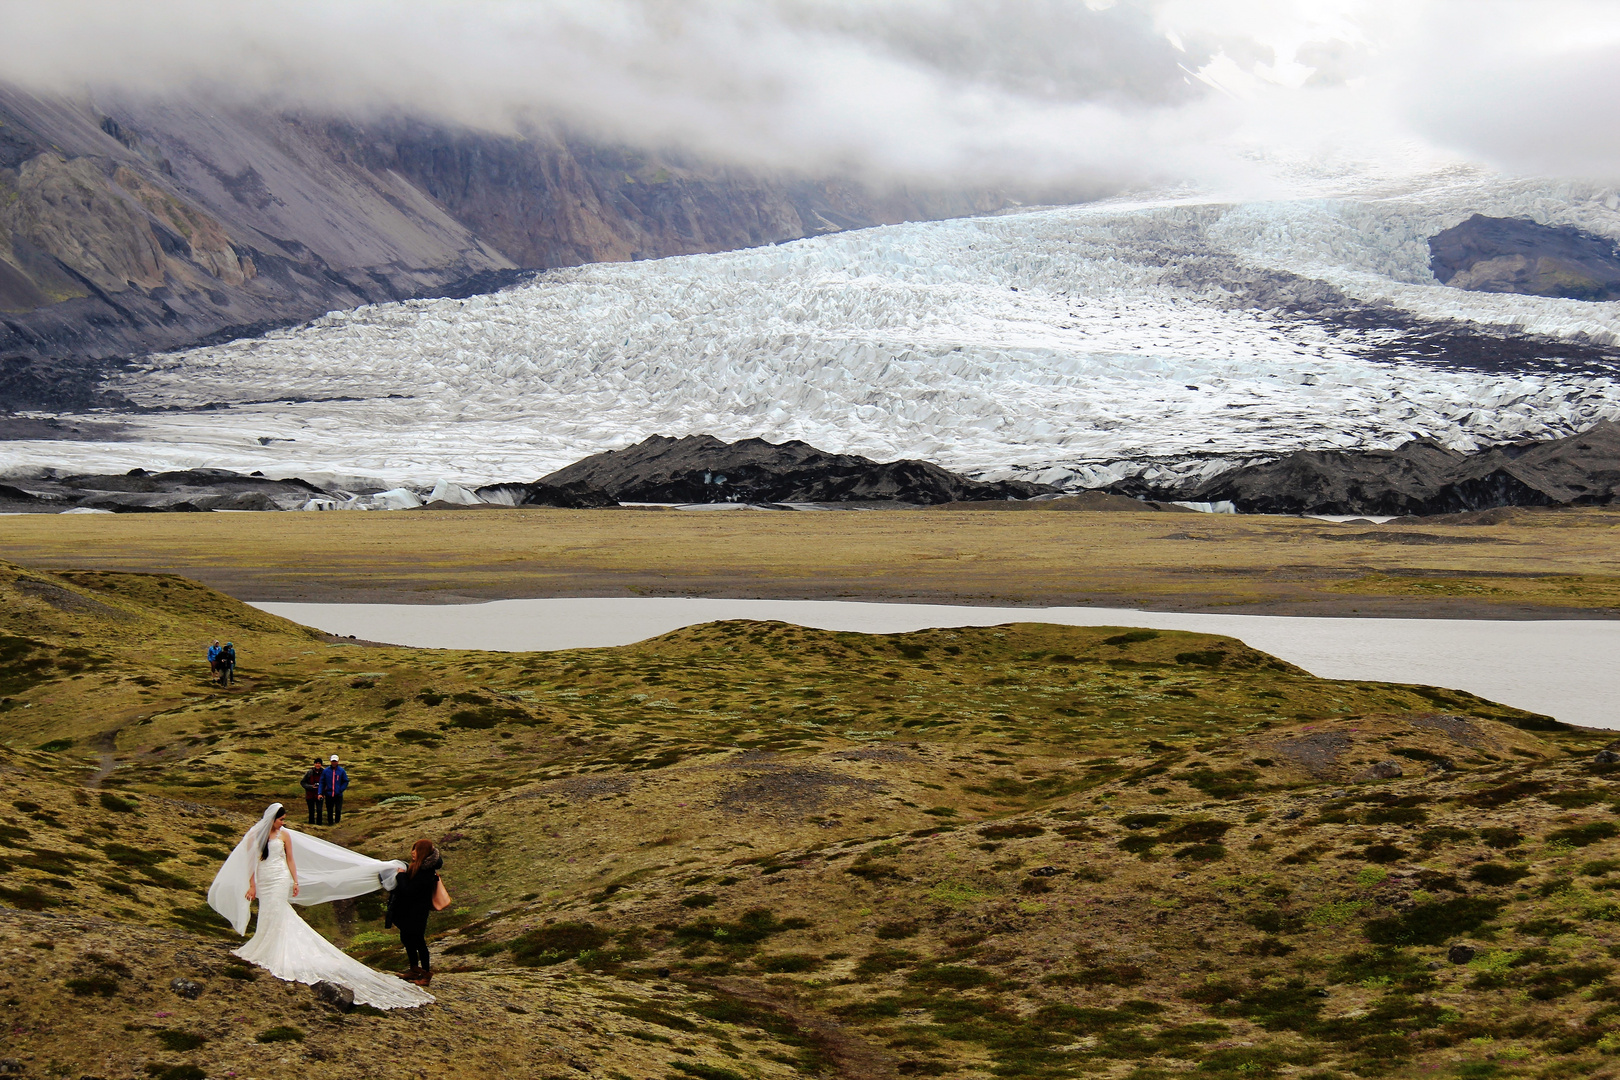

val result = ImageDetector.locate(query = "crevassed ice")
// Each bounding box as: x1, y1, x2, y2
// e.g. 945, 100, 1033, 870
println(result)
11, 168, 1620, 488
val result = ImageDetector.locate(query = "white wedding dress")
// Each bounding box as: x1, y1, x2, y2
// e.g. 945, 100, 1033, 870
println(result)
207, 804, 431, 1009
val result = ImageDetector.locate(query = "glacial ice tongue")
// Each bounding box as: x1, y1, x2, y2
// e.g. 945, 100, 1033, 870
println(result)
6, 168, 1620, 488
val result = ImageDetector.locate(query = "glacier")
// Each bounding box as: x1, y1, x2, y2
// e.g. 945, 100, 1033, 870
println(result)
4, 167, 1620, 491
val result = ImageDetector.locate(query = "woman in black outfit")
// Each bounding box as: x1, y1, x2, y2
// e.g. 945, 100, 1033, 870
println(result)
387, 838, 442, 986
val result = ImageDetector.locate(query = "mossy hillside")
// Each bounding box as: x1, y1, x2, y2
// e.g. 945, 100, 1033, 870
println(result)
1, 552, 1553, 834
1, 908, 818, 1080
417, 730, 1620, 1080
4, 560, 1620, 1078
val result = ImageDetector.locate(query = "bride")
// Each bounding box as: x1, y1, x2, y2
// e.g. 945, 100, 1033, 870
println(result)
207, 803, 433, 1009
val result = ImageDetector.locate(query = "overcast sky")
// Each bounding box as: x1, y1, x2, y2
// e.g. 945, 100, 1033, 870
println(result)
2, 0, 1619, 192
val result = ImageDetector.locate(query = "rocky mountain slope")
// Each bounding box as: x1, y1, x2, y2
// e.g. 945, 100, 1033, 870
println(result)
1430, 215, 1620, 301
1110, 420, 1620, 516
0, 84, 1003, 410
4, 559, 1619, 1078
541, 434, 1058, 504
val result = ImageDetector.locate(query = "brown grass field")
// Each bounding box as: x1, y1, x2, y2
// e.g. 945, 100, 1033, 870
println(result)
2, 503, 1619, 616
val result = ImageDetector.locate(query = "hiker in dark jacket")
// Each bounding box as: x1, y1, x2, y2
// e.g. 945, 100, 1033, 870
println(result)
218, 642, 236, 686
386, 839, 443, 986
319, 755, 349, 824
300, 759, 324, 825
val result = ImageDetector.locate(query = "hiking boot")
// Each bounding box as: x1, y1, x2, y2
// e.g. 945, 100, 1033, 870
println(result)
416, 967, 432, 988
404, 966, 421, 983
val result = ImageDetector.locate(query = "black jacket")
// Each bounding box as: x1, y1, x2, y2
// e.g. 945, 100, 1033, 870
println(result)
386, 851, 443, 927
300, 768, 322, 797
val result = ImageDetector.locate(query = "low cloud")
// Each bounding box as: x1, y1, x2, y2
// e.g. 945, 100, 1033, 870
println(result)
1, 0, 1618, 191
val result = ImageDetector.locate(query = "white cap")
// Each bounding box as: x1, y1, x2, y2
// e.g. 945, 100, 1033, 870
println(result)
330, 755, 340, 761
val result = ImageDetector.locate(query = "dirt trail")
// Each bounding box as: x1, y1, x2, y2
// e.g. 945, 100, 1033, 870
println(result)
701, 976, 901, 1080
85, 727, 122, 789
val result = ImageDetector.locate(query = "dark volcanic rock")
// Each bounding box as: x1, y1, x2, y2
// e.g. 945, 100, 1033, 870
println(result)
168, 977, 203, 999
1110, 421, 1620, 516
542, 434, 1058, 505
475, 480, 618, 509
1430, 215, 1620, 301
8, 468, 330, 513
1353, 760, 1404, 782
311, 980, 354, 1012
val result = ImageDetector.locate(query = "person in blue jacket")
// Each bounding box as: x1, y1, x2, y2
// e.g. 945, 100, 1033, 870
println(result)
206, 640, 221, 682
320, 755, 350, 825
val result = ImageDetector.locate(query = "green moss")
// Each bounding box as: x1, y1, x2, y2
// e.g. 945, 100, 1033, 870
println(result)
151, 1030, 208, 1051
66, 974, 119, 996
0, 884, 59, 910
1546, 823, 1618, 848
1365, 898, 1502, 946
511, 922, 611, 966
855, 949, 919, 978
1469, 863, 1531, 887
906, 964, 1001, 989
144, 1066, 206, 1080
754, 952, 822, 973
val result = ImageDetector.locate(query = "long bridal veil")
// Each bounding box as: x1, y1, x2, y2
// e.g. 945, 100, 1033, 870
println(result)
207, 802, 407, 935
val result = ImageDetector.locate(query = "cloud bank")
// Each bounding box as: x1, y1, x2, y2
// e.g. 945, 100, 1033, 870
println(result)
1, 0, 1618, 191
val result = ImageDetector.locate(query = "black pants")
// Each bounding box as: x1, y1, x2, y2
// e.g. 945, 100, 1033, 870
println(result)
323, 794, 343, 824
219, 663, 235, 685
399, 916, 430, 970
305, 798, 320, 824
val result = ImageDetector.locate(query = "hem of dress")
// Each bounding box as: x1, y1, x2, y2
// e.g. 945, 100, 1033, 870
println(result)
231, 946, 435, 1010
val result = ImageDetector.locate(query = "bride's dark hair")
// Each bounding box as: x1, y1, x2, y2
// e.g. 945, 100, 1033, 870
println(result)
261, 805, 288, 860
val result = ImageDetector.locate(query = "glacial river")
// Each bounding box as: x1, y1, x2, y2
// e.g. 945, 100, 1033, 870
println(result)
252, 598, 1620, 731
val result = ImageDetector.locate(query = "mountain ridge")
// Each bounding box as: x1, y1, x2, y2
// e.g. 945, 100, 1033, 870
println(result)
0, 85, 1009, 409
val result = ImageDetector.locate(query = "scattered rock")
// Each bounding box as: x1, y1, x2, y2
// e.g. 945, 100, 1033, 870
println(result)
311, 980, 354, 1012
168, 977, 203, 999
1027, 866, 1062, 877
1353, 761, 1404, 782
0, 1059, 21, 1075
1595, 750, 1620, 764
1447, 944, 1477, 965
